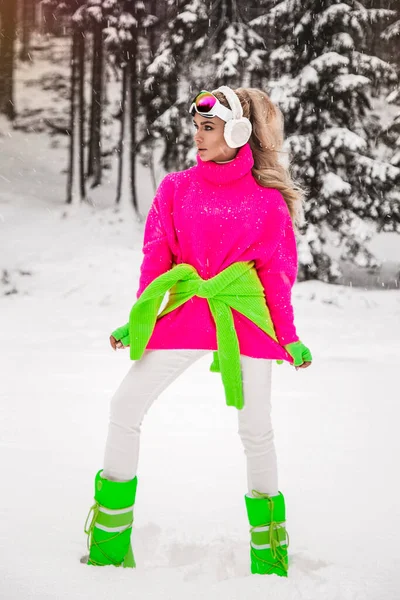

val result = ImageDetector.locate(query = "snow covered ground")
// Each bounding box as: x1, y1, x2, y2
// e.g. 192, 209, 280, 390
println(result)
1, 117, 400, 600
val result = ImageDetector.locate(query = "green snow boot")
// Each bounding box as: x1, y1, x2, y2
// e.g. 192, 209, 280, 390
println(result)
84, 470, 138, 568
245, 490, 289, 577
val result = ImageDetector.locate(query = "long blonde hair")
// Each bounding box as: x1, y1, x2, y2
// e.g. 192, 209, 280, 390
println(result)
214, 87, 304, 228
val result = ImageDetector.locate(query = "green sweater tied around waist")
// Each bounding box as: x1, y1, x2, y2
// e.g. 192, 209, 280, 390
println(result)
112, 261, 278, 410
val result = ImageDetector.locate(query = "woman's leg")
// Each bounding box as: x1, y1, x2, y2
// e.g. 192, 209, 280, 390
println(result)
103, 349, 207, 482
237, 357, 278, 496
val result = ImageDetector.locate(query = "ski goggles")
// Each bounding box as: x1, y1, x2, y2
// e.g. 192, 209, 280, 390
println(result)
189, 90, 233, 122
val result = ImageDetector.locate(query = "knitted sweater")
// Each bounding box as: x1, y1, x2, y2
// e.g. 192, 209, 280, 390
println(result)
135, 143, 299, 362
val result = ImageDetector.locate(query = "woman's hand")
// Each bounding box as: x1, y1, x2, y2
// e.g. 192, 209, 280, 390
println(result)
110, 324, 130, 350
284, 341, 312, 370
109, 335, 128, 351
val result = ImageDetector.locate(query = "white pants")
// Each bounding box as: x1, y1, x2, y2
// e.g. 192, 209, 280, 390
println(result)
103, 350, 279, 495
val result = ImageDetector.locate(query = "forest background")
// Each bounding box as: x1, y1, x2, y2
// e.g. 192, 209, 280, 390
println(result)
1, 0, 400, 285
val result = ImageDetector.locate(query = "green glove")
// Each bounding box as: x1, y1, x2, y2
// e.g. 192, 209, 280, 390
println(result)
111, 323, 130, 347
284, 341, 312, 366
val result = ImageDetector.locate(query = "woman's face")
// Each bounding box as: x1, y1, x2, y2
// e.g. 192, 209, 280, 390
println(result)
192, 112, 238, 162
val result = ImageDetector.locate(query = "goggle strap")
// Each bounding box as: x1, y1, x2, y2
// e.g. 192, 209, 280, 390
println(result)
212, 103, 234, 121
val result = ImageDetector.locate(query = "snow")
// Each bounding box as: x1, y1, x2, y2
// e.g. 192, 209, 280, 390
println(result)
313, 3, 351, 33
353, 7, 396, 25
320, 172, 351, 197
87, 4, 102, 23
331, 32, 354, 50
178, 10, 199, 25
293, 10, 312, 37
247, 48, 268, 72
309, 52, 349, 73
298, 65, 319, 88
356, 155, 400, 182
387, 88, 400, 104
270, 45, 295, 64
269, 78, 300, 113
319, 127, 367, 153
212, 25, 250, 80
103, 26, 119, 47
0, 128, 399, 599
119, 13, 138, 29
382, 19, 400, 40
284, 135, 312, 159
177, 0, 208, 25
352, 52, 397, 83
119, 29, 134, 43
269, 1, 297, 22
1, 112, 400, 600
334, 74, 370, 93
146, 48, 175, 77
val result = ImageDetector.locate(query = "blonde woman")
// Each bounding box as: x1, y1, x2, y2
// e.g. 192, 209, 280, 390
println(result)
83, 86, 312, 577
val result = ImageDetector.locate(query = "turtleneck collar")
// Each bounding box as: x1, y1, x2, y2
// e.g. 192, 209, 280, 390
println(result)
195, 143, 254, 185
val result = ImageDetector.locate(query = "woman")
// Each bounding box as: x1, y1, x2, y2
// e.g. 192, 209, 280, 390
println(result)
83, 86, 312, 577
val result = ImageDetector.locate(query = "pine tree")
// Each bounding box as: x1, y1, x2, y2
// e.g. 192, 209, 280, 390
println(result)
366, 0, 399, 63
381, 1, 400, 73
141, 0, 209, 173
382, 4, 400, 168
104, 0, 157, 212
43, 0, 88, 203
84, 0, 119, 188
142, 0, 266, 174
252, 0, 400, 281
209, 1, 266, 88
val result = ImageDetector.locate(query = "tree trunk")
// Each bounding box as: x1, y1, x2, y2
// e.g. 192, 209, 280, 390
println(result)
0, 0, 17, 119
129, 41, 139, 215
148, 0, 157, 57
19, 0, 35, 62
67, 29, 78, 204
78, 28, 86, 201
87, 18, 103, 187
41, 2, 57, 36
148, 141, 157, 194
116, 64, 129, 206
67, 27, 86, 204
116, 52, 139, 215
210, 0, 231, 49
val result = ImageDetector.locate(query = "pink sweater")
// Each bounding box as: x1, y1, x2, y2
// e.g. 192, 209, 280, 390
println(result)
136, 143, 299, 362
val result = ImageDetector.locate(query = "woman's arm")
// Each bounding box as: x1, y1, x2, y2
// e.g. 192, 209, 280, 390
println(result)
111, 176, 175, 347
136, 175, 176, 298
255, 196, 299, 346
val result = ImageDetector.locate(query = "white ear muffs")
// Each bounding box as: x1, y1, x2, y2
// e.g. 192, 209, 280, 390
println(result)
223, 117, 253, 148
213, 85, 252, 148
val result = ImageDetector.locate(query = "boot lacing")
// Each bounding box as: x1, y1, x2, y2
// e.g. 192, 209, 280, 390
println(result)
250, 490, 289, 574
84, 501, 133, 566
